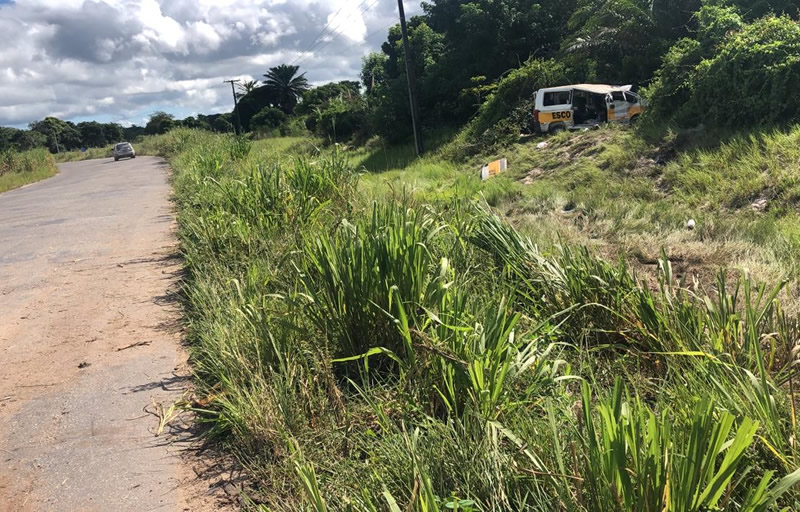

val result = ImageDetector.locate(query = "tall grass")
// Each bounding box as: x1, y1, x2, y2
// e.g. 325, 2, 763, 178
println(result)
147, 128, 800, 510
0, 148, 58, 193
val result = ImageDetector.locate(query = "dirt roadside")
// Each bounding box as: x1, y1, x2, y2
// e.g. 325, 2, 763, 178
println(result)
0, 157, 230, 511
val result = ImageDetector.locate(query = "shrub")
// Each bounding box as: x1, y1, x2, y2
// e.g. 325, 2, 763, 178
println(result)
309, 96, 367, 142
0, 148, 58, 192
444, 59, 571, 157
250, 107, 288, 134
647, 13, 800, 129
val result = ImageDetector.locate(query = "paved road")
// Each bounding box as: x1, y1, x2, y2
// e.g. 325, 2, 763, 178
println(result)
0, 158, 215, 511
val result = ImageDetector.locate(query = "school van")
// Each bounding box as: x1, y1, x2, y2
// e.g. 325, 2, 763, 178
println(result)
533, 84, 645, 134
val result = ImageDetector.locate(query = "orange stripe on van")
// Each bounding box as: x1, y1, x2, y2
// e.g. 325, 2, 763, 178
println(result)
538, 111, 572, 123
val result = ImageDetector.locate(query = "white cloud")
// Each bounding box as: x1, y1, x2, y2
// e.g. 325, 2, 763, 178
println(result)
0, 0, 422, 127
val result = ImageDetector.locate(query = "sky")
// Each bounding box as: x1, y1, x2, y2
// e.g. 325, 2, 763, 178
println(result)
0, 0, 423, 128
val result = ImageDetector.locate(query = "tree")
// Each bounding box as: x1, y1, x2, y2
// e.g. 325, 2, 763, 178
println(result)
361, 53, 388, 97
647, 13, 800, 128
236, 80, 260, 98
103, 123, 124, 144
263, 64, 310, 114
14, 130, 47, 151
78, 121, 107, 148
312, 96, 367, 141
296, 81, 361, 116
0, 127, 46, 153
145, 111, 175, 135
123, 125, 146, 141
30, 117, 81, 153
213, 116, 234, 133
250, 107, 287, 133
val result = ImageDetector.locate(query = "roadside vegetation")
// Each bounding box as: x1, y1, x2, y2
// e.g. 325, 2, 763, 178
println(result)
140, 112, 800, 509
53, 146, 112, 163
0, 148, 58, 193
5, 0, 796, 507
134, 3, 800, 509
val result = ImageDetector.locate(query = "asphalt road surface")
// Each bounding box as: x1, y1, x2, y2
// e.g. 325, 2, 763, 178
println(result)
0, 157, 220, 511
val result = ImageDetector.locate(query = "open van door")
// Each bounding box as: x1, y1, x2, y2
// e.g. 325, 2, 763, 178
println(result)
607, 91, 631, 121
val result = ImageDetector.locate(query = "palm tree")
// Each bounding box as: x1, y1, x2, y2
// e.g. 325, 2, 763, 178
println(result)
262, 64, 310, 114
236, 80, 259, 98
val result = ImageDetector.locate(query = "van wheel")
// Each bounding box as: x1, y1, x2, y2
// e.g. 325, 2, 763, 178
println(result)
550, 124, 566, 135
114, 157, 119, 161
630, 115, 640, 125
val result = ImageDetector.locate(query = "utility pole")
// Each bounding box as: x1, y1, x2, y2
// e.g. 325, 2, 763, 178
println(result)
397, 0, 424, 156
223, 79, 243, 135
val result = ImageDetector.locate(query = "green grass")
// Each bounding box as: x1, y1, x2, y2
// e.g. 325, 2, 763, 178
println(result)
141, 127, 800, 510
430, 124, 800, 309
54, 146, 112, 162
0, 148, 59, 193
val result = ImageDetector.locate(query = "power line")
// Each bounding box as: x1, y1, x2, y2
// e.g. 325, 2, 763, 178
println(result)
294, 0, 381, 69
303, 0, 374, 56
338, 20, 396, 55
296, 18, 391, 71
289, 4, 347, 66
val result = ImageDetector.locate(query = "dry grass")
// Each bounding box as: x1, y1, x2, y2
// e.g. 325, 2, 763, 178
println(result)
0, 148, 59, 193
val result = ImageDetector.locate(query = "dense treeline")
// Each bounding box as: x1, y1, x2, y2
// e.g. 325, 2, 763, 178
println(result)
0, 111, 241, 154
360, 0, 800, 142
223, 0, 800, 146
3, 0, 799, 155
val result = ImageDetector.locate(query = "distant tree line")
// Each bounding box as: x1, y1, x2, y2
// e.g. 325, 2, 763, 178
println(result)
4, 0, 799, 154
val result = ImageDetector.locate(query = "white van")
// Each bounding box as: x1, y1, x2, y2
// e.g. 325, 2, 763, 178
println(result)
533, 84, 645, 134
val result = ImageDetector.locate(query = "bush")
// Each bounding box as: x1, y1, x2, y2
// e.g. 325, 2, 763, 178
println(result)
311, 96, 367, 142
0, 148, 56, 176
695, 15, 800, 127
647, 13, 800, 129
443, 59, 571, 157
250, 107, 287, 135
0, 148, 58, 192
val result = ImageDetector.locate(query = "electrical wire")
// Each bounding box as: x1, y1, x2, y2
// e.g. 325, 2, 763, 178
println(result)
290, 4, 348, 66
294, 0, 382, 69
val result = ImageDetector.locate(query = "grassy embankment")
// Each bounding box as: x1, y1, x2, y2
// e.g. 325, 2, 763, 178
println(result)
0, 148, 59, 193
152, 126, 800, 510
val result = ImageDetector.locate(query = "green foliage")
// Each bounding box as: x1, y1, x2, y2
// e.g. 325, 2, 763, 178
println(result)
145, 111, 176, 135
250, 107, 288, 134
564, 0, 690, 84
0, 147, 58, 193
29, 117, 82, 153
647, 13, 800, 128
579, 379, 800, 512
147, 127, 800, 509
311, 96, 367, 142
77, 121, 107, 148
694, 15, 800, 127
212, 116, 234, 134
263, 64, 310, 115
452, 59, 570, 155
0, 127, 46, 153
297, 81, 361, 116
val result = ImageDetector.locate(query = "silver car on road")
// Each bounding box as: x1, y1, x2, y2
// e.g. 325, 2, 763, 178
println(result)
112, 142, 136, 161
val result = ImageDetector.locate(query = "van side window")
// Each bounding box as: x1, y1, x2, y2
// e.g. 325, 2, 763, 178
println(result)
611, 91, 625, 102
543, 91, 571, 106
624, 92, 639, 104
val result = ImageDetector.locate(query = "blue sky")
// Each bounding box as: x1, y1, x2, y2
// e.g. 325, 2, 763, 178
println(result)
0, 0, 422, 128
